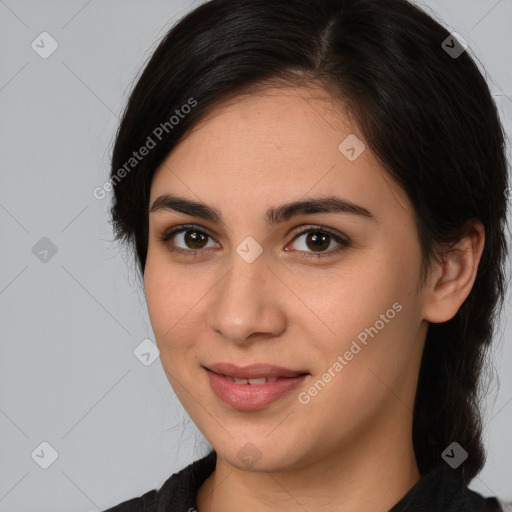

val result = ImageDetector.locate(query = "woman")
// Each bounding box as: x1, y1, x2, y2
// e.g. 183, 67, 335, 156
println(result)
103, 0, 511, 510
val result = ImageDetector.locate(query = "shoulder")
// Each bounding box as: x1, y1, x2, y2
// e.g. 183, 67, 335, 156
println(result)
100, 450, 217, 512
496, 498, 512, 512
101, 488, 158, 512
463, 488, 512, 512
435, 462, 510, 512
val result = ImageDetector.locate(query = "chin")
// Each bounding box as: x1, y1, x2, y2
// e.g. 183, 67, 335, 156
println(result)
212, 434, 307, 473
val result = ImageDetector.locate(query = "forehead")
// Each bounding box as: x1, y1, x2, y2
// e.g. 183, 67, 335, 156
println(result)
150, 85, 411, 221
176, 84, 355, 155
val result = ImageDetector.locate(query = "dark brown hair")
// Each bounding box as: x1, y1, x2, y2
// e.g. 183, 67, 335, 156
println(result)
108, 0, 510, 484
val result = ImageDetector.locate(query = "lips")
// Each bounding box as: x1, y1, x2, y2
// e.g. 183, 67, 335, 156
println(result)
204, 363, 310, 410
204, 362, 308, 380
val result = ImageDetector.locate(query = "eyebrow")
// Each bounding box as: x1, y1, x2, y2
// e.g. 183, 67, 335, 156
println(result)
149, 194, 376, 225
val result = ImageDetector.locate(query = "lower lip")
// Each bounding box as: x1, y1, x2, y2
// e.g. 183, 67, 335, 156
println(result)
205, 369, 308, 410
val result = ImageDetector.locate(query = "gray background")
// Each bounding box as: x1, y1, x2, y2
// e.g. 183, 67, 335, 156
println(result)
0, 1, 511, 511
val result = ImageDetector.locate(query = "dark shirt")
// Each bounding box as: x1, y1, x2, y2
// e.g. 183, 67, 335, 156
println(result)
102, 450, 507, 511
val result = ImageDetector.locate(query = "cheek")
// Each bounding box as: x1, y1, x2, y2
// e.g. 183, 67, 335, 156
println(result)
311, 271, 421, 423
297, 306, 417, 442
303, 263, 397, 335
303, 254, 419, 379
143, 253, 196, 348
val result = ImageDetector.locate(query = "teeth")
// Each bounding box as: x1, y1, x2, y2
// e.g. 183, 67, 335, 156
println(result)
223, 375, 278, 385
247, 377, 267, 385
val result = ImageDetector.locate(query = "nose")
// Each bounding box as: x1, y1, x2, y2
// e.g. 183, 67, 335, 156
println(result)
208, 247, 287, 345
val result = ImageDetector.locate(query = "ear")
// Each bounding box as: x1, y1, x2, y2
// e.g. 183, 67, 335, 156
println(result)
422, 220, 485, 323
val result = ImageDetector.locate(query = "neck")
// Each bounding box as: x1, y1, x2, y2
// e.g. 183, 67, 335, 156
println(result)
196, 422, 421, 512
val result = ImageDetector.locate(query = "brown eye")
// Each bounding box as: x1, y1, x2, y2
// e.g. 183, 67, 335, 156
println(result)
288, 227, 350, 258
158, 224, 350, 259
158, 225, 218, 256
182, 230, 209, 249
304, 232, 331, 252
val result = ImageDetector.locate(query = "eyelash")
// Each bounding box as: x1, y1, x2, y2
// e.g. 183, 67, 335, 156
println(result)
157, 223, 350, 259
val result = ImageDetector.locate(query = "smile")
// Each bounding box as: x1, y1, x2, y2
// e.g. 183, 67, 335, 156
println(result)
204, 364, 310, 410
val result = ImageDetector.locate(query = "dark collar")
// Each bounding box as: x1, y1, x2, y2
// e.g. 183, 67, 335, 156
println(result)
156, 450, 502, 511
388, 460, 501, 511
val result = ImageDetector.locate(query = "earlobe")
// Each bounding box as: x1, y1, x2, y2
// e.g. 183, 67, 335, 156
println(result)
422, 220, 485, 324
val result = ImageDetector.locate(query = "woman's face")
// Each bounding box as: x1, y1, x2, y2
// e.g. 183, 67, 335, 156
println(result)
144, 85, 430, 472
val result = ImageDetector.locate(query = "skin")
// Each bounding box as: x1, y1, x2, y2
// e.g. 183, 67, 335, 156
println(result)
144, 84, 485, 512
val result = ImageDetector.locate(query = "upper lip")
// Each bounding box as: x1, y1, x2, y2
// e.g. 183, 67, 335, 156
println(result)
204, 362, 309, 379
